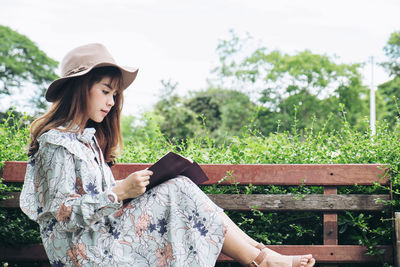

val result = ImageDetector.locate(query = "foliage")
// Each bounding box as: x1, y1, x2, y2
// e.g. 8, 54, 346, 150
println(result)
0, 25, 58, 114
133, 30, 400, 143
382, 31, 400, 77
0, 110, 399, 266
379, 31, 400, 127
0, 111, 30, 170
130, 79, 258, 145
210, 30, 370, 134
150, 79, 206, 142
121, 110, 398, 264
188, 88, 256, 141
378, 77, 400, 127
0, 112, 39, 249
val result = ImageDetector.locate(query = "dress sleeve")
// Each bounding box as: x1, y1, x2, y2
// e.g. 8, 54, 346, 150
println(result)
37, 142, 122, 232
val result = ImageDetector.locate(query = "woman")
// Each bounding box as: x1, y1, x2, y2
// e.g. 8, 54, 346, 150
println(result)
20, 43, 315, 267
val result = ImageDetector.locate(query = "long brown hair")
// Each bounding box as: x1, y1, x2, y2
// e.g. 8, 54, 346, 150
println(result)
29, 66, 124, 166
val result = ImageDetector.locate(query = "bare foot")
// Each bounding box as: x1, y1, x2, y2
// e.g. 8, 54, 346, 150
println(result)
255, 242, 280, 256
295, 254, 315, 267
245, 248, 316, 267
252, 243, 315, 267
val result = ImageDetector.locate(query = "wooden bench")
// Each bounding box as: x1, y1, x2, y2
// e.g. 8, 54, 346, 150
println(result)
0, 161, 396, 266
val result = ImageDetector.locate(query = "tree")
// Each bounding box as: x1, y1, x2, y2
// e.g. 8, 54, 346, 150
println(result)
382, 31, 400, 77
186, 88, 255, 142
378, 77, 400, 126
151, 80, 205, 142
210, 30, 369, 134
0, 25, 58, 114
147, 80, 256, 143
379, 31, 400, 126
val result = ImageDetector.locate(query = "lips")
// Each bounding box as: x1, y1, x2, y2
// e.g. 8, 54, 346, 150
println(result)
101, 109, 109, 115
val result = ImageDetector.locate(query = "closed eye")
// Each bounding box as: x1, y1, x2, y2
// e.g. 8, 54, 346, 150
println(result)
101, 83, 118, 96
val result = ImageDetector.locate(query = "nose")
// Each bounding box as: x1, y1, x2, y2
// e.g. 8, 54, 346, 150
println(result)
107, 94, 115, 107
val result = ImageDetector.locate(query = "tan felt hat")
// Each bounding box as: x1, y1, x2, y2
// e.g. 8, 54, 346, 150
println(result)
45, 43, 138, 102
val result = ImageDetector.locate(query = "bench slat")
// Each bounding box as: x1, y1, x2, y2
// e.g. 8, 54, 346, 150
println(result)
2, 161, 389, 185
208, 194, 389, 211
323, 187, 338, 246
2, 192, 389, 211
0, 244, 48, 261
219, 245, 393, 263
0, 244, 392, 263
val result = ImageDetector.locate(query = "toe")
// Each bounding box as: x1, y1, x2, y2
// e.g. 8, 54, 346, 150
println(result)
300, 255, 314, 267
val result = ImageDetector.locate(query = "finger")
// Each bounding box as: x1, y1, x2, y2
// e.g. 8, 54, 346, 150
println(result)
137, 169, 153, 176
137, 175, 150, 182
135, 170, 147, 176
139, 181, 149, 188
145, 170, 153, 176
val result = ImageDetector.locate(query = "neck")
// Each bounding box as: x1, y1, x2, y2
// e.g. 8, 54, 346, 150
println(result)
78, 115, 89, 130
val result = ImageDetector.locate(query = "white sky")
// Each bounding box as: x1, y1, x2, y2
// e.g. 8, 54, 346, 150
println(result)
1, 0, 400, 116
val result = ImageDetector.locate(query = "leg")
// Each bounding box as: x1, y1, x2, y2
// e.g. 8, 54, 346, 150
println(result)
221, 212, 259, 247
220, 212, 261, 265
220, 212, 316, 267
221, 212, 280, 256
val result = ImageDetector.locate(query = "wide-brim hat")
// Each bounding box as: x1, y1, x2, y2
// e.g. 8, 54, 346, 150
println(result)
45, 43, 138, 102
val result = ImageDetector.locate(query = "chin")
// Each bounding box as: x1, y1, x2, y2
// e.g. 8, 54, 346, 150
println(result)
92, 117, 105, 123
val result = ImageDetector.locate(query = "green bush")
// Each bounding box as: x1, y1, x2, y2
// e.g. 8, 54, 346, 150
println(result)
0, 112, 39, 249
0, 111, 29, 169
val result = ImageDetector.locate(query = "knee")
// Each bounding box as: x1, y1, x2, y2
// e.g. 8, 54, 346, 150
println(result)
172, 175, 191, 183
164, 175, 195, 191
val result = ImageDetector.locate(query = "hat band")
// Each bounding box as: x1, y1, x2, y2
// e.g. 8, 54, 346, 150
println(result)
64, 66, 88, 77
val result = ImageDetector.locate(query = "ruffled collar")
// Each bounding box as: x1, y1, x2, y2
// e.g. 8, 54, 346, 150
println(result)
77, 128, 96, 143
57, 122, 96, 143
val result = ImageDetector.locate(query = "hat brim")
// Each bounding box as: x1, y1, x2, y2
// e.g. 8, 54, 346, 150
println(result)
45, 62, 138, 102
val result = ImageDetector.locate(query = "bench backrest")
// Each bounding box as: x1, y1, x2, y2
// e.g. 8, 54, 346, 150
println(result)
2, 161, 390, 185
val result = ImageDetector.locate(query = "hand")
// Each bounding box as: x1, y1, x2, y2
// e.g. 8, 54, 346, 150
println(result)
112, 169, 153, 202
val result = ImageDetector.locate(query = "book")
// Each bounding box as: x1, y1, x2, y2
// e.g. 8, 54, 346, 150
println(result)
146, 152, 209, 190
124, 152, 208, 203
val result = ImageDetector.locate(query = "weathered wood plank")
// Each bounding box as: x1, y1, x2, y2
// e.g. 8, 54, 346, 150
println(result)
2, 192, 388, 211
7, 192, 392, 211
323, 187, 339, 267
3, 161, 390, 185
218, 245, 393, 263
0, 243, 48, 261
113, 163, 390, 185
0, 192, 20, 208
2, 161, 27, 182
0, 244, 392, 263
207, 194, 390, 211
396, 212, 400, 267
324, 187, 338, 246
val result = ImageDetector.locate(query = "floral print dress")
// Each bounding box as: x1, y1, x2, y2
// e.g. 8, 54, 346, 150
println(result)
20, 127, 226, 267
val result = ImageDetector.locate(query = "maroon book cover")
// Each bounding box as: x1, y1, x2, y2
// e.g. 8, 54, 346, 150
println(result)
124, 152, 209, 203
147, 152, 209, 189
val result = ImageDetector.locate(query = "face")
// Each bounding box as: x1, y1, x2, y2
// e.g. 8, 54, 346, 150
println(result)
85, 76, 118, 124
